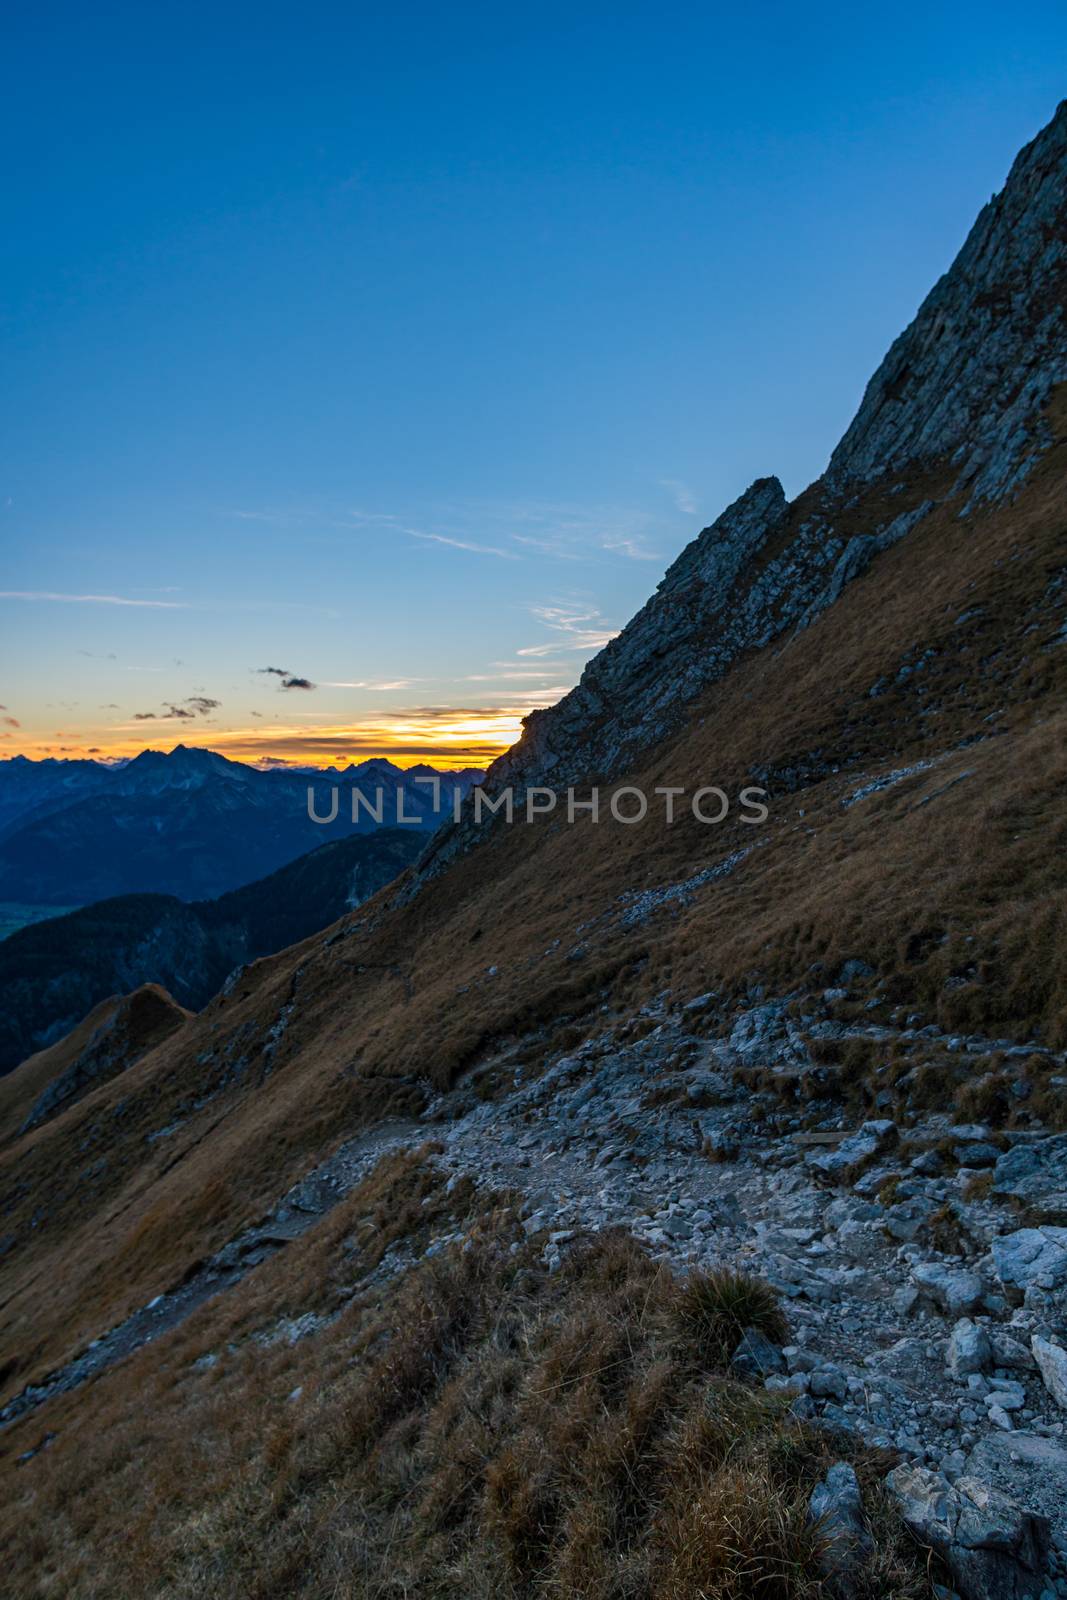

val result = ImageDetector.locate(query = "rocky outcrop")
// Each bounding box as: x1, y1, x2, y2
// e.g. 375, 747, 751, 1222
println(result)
416, 105, 1067, 870
828, 103, 1067, 506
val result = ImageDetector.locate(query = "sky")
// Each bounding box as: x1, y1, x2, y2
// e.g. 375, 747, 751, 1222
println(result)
2, 3, 1066, 768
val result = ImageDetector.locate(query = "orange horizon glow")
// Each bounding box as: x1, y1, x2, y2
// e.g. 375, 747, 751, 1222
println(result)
1, 706, 530, 770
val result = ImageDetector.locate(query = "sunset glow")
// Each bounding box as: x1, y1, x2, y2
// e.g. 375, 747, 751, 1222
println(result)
5, 705, 532, 769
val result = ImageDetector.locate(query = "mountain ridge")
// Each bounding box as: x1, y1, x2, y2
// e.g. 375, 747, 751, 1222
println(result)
4, 103, 1067, 1600
0, 826, 426, 1076
414, 102, 1067, 874
0, 748, 481, 904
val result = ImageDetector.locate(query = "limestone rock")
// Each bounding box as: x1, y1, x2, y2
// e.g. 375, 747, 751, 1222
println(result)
912, 1262, 987, 1319
808, 1461, 873, 1584
991, 1228, 1067, 1300
886, 1463, 1051, 1600
806, 1120, 897, 1182
1031, 1336, 1067, 1410
730, 1326, 786, 1381
949, 1319, 993, 1379
992, 1138, 1067, 1224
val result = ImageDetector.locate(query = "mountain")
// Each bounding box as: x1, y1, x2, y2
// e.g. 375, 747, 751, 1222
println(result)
0, 747, 481, 904
0, 753, 116, 838
4, 107, 1067, 1599
0, 827, 425, 1076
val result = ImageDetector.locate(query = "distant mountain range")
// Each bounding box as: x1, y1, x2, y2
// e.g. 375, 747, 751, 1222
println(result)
0, 746, 481, 905
0, 826, 424, 1073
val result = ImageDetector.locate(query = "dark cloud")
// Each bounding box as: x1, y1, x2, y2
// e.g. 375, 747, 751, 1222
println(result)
257, 666, 317, 691
2, 716, 18, 728
135, 695, 221, 721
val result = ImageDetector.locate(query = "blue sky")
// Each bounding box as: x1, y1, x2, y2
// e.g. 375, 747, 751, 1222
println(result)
2, 2, 1065, 764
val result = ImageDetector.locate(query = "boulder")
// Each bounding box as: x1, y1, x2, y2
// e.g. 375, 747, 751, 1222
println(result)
966, 1432, 1067, 1546
886, 1463, 1051, 1600
810, 1364, 848, 1403
991, 1137, 1067, 1224
806, 1121, 898, 1182
988, 1331, 1037, 1372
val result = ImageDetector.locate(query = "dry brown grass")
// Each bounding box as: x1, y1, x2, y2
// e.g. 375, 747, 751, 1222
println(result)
0, 1161, 936, 1599
2, 404, 1067, 1424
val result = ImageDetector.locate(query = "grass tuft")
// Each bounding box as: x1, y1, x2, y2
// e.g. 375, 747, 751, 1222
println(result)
672, 1268, 789, 1364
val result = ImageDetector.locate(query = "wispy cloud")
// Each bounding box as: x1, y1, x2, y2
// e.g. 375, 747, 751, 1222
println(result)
321, 679, 416, 691
408, 531, 518, 560
516, 602, 619, 658
600, 534, 662, 562
133, 695, 221, 722
659, 477, 698, 516
0, 590, 186, 608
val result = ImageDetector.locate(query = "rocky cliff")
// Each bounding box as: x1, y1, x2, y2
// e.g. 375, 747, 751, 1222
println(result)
422, 101, 1067, 828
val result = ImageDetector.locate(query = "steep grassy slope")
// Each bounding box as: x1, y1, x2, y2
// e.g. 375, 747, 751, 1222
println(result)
1, 414, 1065, 1415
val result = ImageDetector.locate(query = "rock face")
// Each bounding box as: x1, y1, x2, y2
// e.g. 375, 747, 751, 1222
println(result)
416, 102, 1067, 869
828, 104, 1067, 505
486, 475, 792, 791
886, 1463, 1052, 1600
